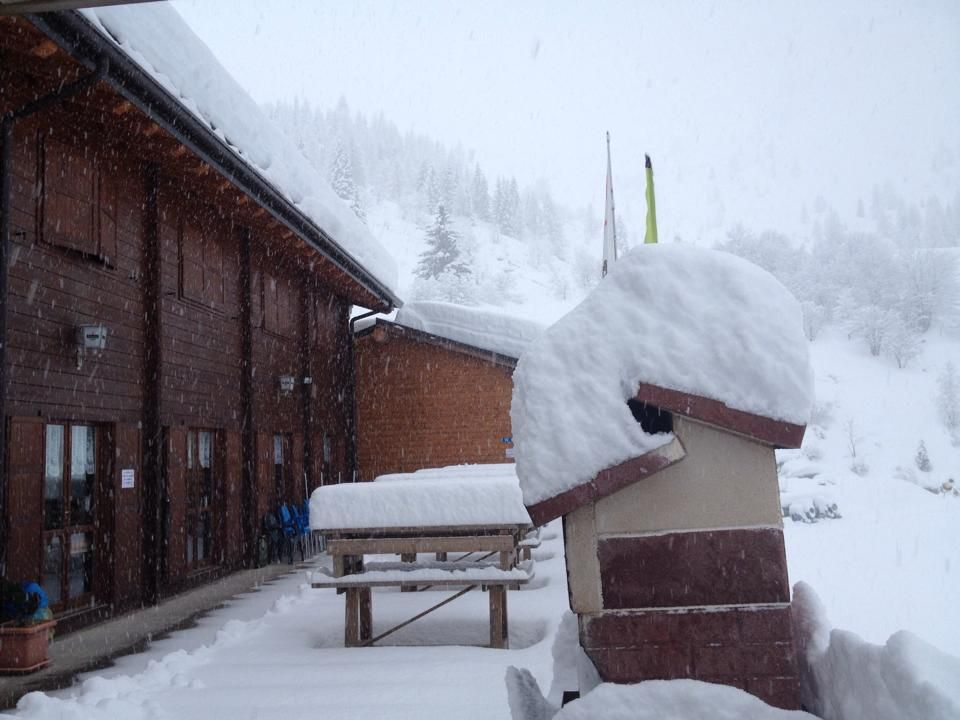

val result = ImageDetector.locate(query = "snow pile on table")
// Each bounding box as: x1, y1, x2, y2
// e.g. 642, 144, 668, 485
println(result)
80, 4, 398, 296
309, 478, 531, 530
512, 244, 814, 507
395, 301, 545, 359
548, 679, 815, 719
375, 463, 518, 483
792, 582, 960, 720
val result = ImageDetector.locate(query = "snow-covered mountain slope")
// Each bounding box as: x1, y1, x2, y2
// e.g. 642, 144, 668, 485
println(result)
781, 330, 960, 655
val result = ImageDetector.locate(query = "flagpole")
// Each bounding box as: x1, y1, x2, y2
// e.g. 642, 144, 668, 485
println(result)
602, 131, 618, 277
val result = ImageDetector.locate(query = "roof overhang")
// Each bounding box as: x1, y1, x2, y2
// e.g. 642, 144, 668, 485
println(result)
0, 0, 156, 15
634, 383, 806, 449
23, 9, 399, 311
356, 318, 518, 370
525, 436, 687, 526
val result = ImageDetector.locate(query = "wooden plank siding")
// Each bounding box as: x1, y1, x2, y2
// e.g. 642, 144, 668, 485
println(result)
1, 18, 370, 627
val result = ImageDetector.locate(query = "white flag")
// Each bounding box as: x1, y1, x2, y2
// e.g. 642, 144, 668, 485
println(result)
602, 131, 617, 277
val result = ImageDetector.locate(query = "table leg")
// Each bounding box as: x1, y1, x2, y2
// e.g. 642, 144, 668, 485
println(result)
489, 585, 508, 649
401, 552, 417, 591
345, 587, 360, 647
359, 587, 373, 643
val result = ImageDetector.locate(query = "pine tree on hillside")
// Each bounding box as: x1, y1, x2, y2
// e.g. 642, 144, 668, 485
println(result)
329, 141, 365, 221
471, 165, 490, 221
415, 205, 470, 280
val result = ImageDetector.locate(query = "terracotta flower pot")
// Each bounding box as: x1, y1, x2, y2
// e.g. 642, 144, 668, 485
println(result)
0, 620, 56, 674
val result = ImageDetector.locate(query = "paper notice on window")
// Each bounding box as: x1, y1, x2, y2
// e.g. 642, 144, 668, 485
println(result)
121, 468, 135, 489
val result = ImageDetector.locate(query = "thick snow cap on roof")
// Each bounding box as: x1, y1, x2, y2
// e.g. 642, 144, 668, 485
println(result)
395, 301, 545, 359
512, 243, 814, 507
80, 4, 399, 298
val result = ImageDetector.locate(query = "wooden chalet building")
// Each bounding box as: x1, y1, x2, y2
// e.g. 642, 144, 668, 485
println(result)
354, 303, 542, 481
0, 7, 399, 629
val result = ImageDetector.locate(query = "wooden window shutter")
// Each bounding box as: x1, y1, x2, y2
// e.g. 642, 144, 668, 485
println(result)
111, 423, 142, 605
250, 270, 263, 328
278, 279, 293, 336
180, 221, 205, 303
98, 162, 119, 266
42, 136, 97, 255
222, 430, 243, 564
264, 274, 279, 334
164, 427, 188, 581
255, 432, 272, 520
203, 220, 225, 308
5, 417, 45, 583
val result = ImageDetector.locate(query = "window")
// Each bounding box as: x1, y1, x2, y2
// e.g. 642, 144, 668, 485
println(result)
41, 136, 118, 264
42, 424, 96, 608
273, 433, 293, 505
185, 430, 216, 569
312, 294, 337, 350
262, 272, 295, 336
179, 215, 225, 308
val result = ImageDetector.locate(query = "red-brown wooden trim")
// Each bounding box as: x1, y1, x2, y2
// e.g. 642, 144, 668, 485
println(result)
525, 437, 686, 526
634, 383, 806, 449
580, 606, 800, 709
597, 528, 791, 609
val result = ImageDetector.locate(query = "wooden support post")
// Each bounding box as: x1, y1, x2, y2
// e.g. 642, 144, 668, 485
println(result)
400, 552, 416, 591
435, 552, 448, 561
345, 587, 360, 647
359, 587, 372, 642
489, 585, 508, 649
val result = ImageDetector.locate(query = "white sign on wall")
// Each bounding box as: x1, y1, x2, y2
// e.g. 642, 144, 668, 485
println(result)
504, 448, 515, 458
121, 468, 135, 489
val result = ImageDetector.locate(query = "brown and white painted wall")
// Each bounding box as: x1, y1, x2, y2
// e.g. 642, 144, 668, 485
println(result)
564, 415, 801, 709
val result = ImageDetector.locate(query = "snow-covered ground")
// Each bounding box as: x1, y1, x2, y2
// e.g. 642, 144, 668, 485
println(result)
7, 524, 570, 720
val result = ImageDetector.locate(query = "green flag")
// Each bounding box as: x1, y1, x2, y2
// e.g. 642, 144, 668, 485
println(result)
644, 154, 658, 244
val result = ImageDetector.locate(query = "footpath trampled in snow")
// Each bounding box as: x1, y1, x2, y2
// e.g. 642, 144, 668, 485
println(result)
6, 523, 570, 720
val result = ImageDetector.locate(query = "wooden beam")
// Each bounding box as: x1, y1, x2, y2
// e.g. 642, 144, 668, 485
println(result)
111, 99, 134, 116
29, 39, 58, 59
327, 535, 516, 556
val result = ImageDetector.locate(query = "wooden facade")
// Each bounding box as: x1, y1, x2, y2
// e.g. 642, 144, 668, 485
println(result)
0, 13, 393, 628
354, 319, 517, 481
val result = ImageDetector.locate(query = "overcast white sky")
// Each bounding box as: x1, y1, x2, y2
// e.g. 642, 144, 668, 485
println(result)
172, 0, 959, 242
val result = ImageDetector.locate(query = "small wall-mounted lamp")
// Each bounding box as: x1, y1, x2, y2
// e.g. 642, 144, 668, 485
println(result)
74, 324, 108, 370
278, 375, 296, 395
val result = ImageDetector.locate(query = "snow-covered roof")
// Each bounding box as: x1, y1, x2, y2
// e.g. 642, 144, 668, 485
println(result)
512, 243, 814, 508
77, 4, 399, 299
309, 477, 531, 531
393, 301, 545, 360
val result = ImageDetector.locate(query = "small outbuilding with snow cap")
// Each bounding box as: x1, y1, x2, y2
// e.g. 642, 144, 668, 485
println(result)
354, 302, 543, 481
511, 244, 814, 710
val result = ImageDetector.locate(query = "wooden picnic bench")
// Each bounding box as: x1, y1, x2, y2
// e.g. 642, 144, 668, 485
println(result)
311, 524, 532, 649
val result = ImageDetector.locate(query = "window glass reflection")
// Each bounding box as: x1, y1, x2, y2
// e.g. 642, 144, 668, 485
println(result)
44, 425, 64, 530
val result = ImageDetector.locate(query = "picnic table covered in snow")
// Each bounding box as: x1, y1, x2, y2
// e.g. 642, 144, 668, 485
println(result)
308, 468, 533, 648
